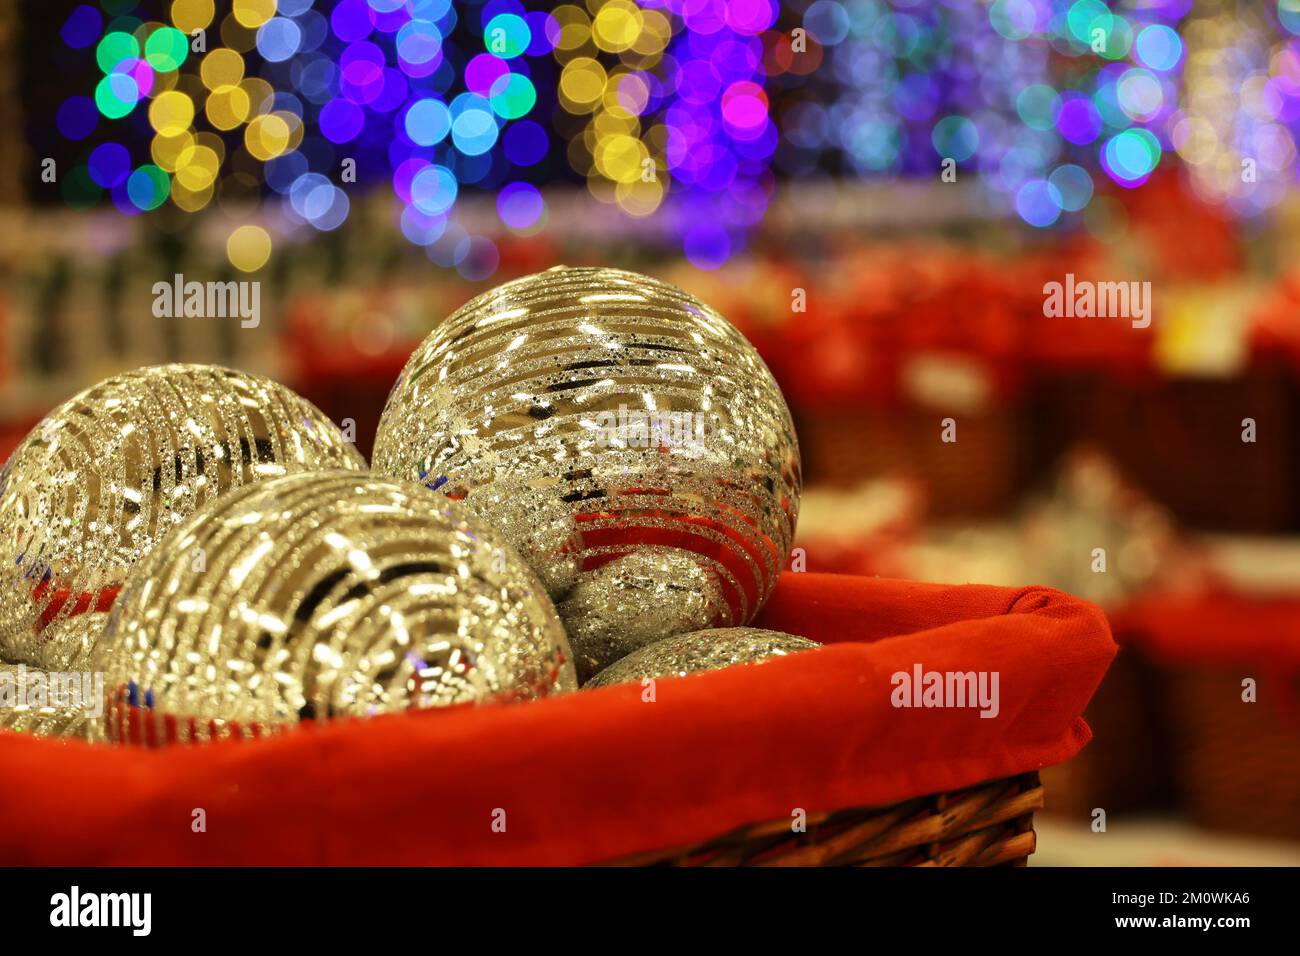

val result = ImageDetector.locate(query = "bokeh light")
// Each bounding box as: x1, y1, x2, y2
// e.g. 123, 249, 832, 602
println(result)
227, 224, 273, 271
54, 0, 1300, 258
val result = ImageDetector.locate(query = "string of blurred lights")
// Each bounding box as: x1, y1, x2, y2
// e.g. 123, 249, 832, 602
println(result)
1174, 1, 1299, 216
772, 0, 1194, 230
546, 1, 780, 268
657, 0, 779, 268
57, 0, 564, 280
52, 1, 1300, 273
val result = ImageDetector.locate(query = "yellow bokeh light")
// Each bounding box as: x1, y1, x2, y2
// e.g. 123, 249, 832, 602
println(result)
593, 109, 638, 139
200, 48, 246, 90
175, 144, 221, 191
1172, 116, 1219, 166
245, 113, 292, 161
231, 0, 276, 29
266, 110, 306, 153
633, 10, 671, 54
559, 57, 608, 113
227, 225, 272, 272
553, 5, 592, 54
172, 70, 207, 104
194, 130, 227, 165
220, 13, 260, 53
151, 129, 196, 172
149, 90, 195, 137
615, 176, 665, 217
585, 171, 619, 205
150, 69, 180, 96
606, 72, 650, 119
206, 84, 252, 130
566, 134, 595, 175
239, 77, 275, 117
592, 2, 643, 54
595, 133, 647, 184
644, 123, 670, 154
171, 0, 215, 33
170, 178, 214, 213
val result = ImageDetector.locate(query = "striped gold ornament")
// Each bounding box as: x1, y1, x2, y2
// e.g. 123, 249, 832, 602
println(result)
372, 266, 801, 681
94, 471, 575, 745
0, 364, 365, 668
0, 659, 101, 741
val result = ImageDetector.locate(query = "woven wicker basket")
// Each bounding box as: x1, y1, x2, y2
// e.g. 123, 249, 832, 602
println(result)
1039, 650, 1175, 819
1032, 369, 1297, 532
795, 404, 1026, 517
1163, 668, 1300, 841
605, 772, 1042, 866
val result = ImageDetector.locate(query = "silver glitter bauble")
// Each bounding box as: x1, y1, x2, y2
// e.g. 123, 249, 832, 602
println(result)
585, 627, 820, 688
0, 364, 365, 668
558, 551, 724, 681
0, 661, 100, 740
93, 471, 575, 745
372, 266, 801, 680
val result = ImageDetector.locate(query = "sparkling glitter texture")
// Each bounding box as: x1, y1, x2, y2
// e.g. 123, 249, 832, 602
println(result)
558, 550, 723, 682
31, 611, 110, 672
372, 266, 801, 681
585, 626, 820, 689
0, 364, 365, 668
0, 662, 100, 741
94, 472, 576, 746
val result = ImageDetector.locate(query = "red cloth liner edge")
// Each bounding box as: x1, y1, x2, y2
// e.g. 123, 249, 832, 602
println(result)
0, 572, 1114, 866
1109, 589, 1300, 670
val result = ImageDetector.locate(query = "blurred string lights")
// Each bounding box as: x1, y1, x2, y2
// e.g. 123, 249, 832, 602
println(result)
1176, 0, 1300, 215
777, 0, 1300, 227
55, 0, 791, 271
50, 1, 1300, 271
54, 0, 783, 272
544, 0, 781, 268
56, 0, 565, 278
774, 0, 1198, 229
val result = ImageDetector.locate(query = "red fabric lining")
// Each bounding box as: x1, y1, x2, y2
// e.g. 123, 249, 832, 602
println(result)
0, 572, 1114, 865
1111, 590, 1300, 668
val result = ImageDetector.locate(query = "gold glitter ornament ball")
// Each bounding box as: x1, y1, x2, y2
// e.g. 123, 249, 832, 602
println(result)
31, 611, 110, 672
0, 364, 365, 667
94, 471, 576, 745
372, 267, 801, 681
557, 550, 723, 680
585, 627, 820, 688
0, 662, 100, 740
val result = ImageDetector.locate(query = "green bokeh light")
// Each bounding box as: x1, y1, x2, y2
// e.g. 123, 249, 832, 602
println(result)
94, 73, 137, 119
144, 27, 188, 72
95, 31, 138, 74
484, 14, 530, 59
1017, 84, 1061, 131
931, 115, 980, 162
490, 73, 537, 120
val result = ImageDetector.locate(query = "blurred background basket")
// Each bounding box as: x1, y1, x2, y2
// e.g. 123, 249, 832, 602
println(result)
1039, 651, 1175, 819
795, 402, 1028, 518
1162, 668, 1300, 841
1032, 367, 1298, 532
